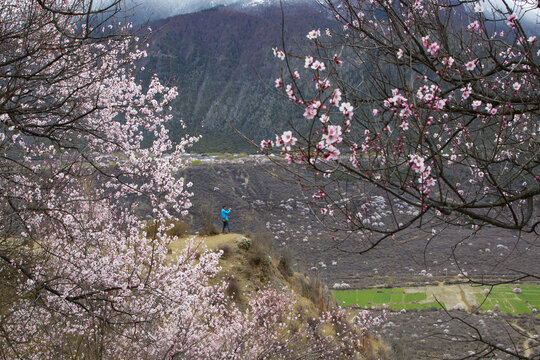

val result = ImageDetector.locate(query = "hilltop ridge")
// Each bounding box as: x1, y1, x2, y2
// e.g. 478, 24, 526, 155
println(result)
167, 232, 390, 358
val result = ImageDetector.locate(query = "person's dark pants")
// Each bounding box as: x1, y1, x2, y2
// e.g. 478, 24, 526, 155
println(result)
222, 220, 231, 233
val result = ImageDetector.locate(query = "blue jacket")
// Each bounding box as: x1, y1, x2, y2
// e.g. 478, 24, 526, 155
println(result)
221, 208, 230, 221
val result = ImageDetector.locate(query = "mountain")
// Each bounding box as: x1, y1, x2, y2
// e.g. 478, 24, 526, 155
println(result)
139, 2, 332, 152
127, 0, 316, 26
126, 0, 239, 24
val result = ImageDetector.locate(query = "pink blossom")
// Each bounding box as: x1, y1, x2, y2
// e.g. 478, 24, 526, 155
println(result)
260, 139, 274, 148
461, 84, 472, 100
428, 42, 440, 56
311, 60, 326, 71
323, 145, 340, 161
316, 78, 331, 90
409, 154, 426, 172
434, 98, 447, 110
422, 35, 430, 48
331, 88, 342, 106
465, 59, 477, 71
387, 89, 408, 106
339, 102, 354, 118
399, 120, 409, 131
442, 56, 455, 67
281, 130, 297, 151
399, 106, 412, 118
304, 56, 314, 68
303, 104, 318, 119
272, 47, 285, 60
468, 21, 480, 32
485, 103, 498, 115
323, 125, 343, 145
286, 84, 297, 102
306, 29, 321, 40
507, 13, 517, 29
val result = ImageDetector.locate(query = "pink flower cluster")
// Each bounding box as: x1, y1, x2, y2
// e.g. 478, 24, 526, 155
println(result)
409, 154, 436, 195
422, 35, 440, 56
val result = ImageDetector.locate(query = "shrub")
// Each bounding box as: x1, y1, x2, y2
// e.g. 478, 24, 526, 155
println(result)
199, 203, 219, 236
298, 274, 331, 312
225, 276, 241, 300
277, 250, 294, 278
168, 220, 190, 237
244, 231, 273, 253
299, 274, 318, 303
330, 310, 351, 340
248, 250, 266, 268
332, 282, 351, 289
245, 232, 274, 270
144, 219, 189, 238
236, 236, 252, 250
217, 243, 233, 259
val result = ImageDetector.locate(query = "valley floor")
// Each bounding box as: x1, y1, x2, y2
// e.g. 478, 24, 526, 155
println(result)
183, 161, 540, 358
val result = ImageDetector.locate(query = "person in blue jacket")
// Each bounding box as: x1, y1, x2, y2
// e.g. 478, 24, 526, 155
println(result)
221, 206, 231, 233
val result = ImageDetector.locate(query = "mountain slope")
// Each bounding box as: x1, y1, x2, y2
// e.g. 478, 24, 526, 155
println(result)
140, 3, 332, 152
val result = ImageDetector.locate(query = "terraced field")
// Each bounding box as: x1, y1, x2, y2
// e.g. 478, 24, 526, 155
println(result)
333, 287, 443, 311
476, 284, 540, 316
333, 284, 540, 317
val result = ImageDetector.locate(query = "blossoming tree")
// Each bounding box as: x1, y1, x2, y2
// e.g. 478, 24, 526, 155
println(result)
265, 0, 539, 357
268, 0, 538, 262
0, 0, 377, 358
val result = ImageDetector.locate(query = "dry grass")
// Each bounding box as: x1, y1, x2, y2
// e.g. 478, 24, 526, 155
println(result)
167, 233, 389, 357
144, 219, 189, 238
168, 233, 238, 256
216, 243, 233, 259
277, 250, 294, 278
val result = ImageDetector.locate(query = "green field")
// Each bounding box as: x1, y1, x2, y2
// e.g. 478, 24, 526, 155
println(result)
332, 287, 444, 311
333, 284, 540, 317
475, 284, 540, 316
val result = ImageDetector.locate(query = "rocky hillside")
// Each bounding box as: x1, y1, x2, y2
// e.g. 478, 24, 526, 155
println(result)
139, 3, 332, 152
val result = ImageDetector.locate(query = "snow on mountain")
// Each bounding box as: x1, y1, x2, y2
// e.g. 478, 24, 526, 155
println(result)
240, 0, 297, 7
127, 0, 314, 23
124, 0, 234, 24
242, 0, 268, 6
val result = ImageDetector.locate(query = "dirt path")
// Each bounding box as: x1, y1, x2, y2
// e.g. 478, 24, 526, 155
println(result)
511, 321, 535, 357
404, 284, 478, 311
